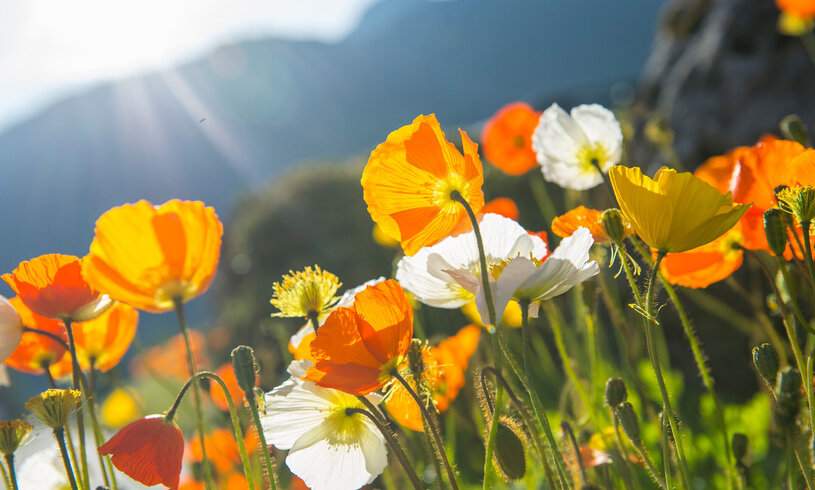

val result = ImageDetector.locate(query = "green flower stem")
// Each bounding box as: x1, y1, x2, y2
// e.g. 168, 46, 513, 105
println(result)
449, 190, 501, 489
801, 220, 815, 289
644, 252, 692, 490
55, 428, 80, 490
792, 434, 815, 490
43, 367, 83, 488
391, 370, 459, 490
346, 407, 423, 490
662, 282, 736, 490
244, 388, 278, 490
173, 300, 216, 490
86, 361, 114, 490
0, 455, 10, 490
166, 370, 257, 490
661, 422, 673, 490
3, 456, 16, 490
496, 331, 571, 488
528, 171, 559, 225
619, 241, 644, 306
777, 256, 815, 335
63, 319, 89, 490
609, 409, 641, 490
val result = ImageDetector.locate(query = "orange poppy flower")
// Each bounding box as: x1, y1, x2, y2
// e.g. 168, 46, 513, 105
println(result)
2, 254, 111, 322
129, 330, 209, 380
188, 428, 240, 474
659, 224, 744, 288
224, 473, 249, 490
777, 0, 815, 19
385, 325, 481, 431
551, 206, 631, 243
793, 149, 815, 184
304, 280, 413, 395
209, 363, 258, 412
99, 414, 184, 490
83, 200, 223, 313
4, 297, 67, 375
362, 114, 485, 256
481, 102, 541, 175
49, 302, 138, 378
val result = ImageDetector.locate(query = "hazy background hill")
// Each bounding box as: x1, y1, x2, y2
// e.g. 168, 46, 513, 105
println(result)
0, 0, 664, 280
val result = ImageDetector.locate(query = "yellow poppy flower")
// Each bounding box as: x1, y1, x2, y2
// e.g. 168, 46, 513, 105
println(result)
609, 165, 750, 253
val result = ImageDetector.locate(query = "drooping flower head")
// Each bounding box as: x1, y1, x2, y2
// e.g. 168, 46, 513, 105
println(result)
0, 296, 23, 366
481, 102, 541, 175
3, 254, 111, 322
385, 325, 481, 431
609, 166, 750, 254
396, 213, 547, 310
263, 361, 388, 490
83, 200, 223, 313
363, 114, 485, 256
4, 297, 66, 375
304, 280, 413, 395
270, 265, 342, 320
99, 415, 184, 490
446, 227, 599, 323
532, 103, 623, 190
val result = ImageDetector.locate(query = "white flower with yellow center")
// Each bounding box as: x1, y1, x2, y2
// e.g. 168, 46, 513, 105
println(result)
445, 227, 599, 324
532, 103, 623, 190
262, 361, 388, 490
395, 214, 547, 308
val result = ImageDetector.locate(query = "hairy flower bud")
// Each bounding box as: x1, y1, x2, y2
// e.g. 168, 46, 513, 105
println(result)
601, 209, 627, 244
780, 114, 811, 148
231, 345, 259, 394
752, 343, 779, 386
604, 377, 627, 407
614, 402, 640, 444
764, 209, 788, 257
492, 417, 527, 481
776, 367, 802, 429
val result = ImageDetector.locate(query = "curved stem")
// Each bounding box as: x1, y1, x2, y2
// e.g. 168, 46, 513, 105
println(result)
22, 326, 68, 349
644, 252, 692, 489
55, 428, 80, 490
173, 300, 215, 490
166, 370, 257, 490
346, 408, 423, 490
245, 389, 277, 490
391, 371, 458, 490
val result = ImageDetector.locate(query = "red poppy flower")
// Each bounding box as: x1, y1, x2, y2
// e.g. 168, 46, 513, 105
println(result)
99, 415, 184, 490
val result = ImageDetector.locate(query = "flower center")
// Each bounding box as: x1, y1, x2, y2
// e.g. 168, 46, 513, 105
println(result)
433, 173, 472, 214
513, 135, 525, 149
154, 280, 196, 310
575, 144, 610, 174
718, 230, 744, 261
324, 395, 368, 444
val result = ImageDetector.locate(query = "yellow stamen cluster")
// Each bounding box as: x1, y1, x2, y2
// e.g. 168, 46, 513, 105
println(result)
576, 143, 610, 174
25, 389, 82, 429
777, 186, 815, 223
432, 173, 473, 215
0, 420, 33, 455
270, 265, 342, 319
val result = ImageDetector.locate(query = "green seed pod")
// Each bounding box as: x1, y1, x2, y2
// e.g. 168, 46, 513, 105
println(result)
775, 367, 802, 429
731, 433, 748, 463
231, 345, 259, 394
752, 343, 780, 386
601, 208, 627, 244
492, 417, 527, 481
780, 114, 812, 148
764, 208, 788, 257
604, 377, 627, 407
615, 402, 640, 444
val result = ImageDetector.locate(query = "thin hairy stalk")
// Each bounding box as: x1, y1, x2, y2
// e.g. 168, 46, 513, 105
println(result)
86, 361, 113, 490
55, 428, 80, 490
2, 456, 16, 490
610, 410, 640, 490
173, 300, 215, 490
166, 371, 257, 490
644, 252, 692, 489
63, 320, 89, 490
346, 408, 423, 490
244, 389, 278, 490
391, 371, 459, 490
777, 257, 815, 334
662, 283, 736, 489
562, 421, 587, 485
792, 434, 815, 490
0, 456, 9, 490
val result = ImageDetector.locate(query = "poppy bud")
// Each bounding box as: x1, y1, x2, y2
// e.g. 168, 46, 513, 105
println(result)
780, 114, 811, 148
604, 377, 627, 407
731, 433, 748, 463
775, 367, 802, 428
614, 402, 640, 444
492, 417, 527, 481
601, 209, 627, 244
764, 209, 788, 257
231, 345, 259, 394
752, 343, 779, 386
0, 420, 32, 456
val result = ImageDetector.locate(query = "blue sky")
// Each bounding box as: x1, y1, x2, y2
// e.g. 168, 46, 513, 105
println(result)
0, 0, 379, 130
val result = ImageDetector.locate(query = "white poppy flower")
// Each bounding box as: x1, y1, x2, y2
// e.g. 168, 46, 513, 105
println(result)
532, 103, 623, 190
445, 227, 599, 324
395, 214, 547, 309
0, 295, 22, 363
262, 361, 388, 490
